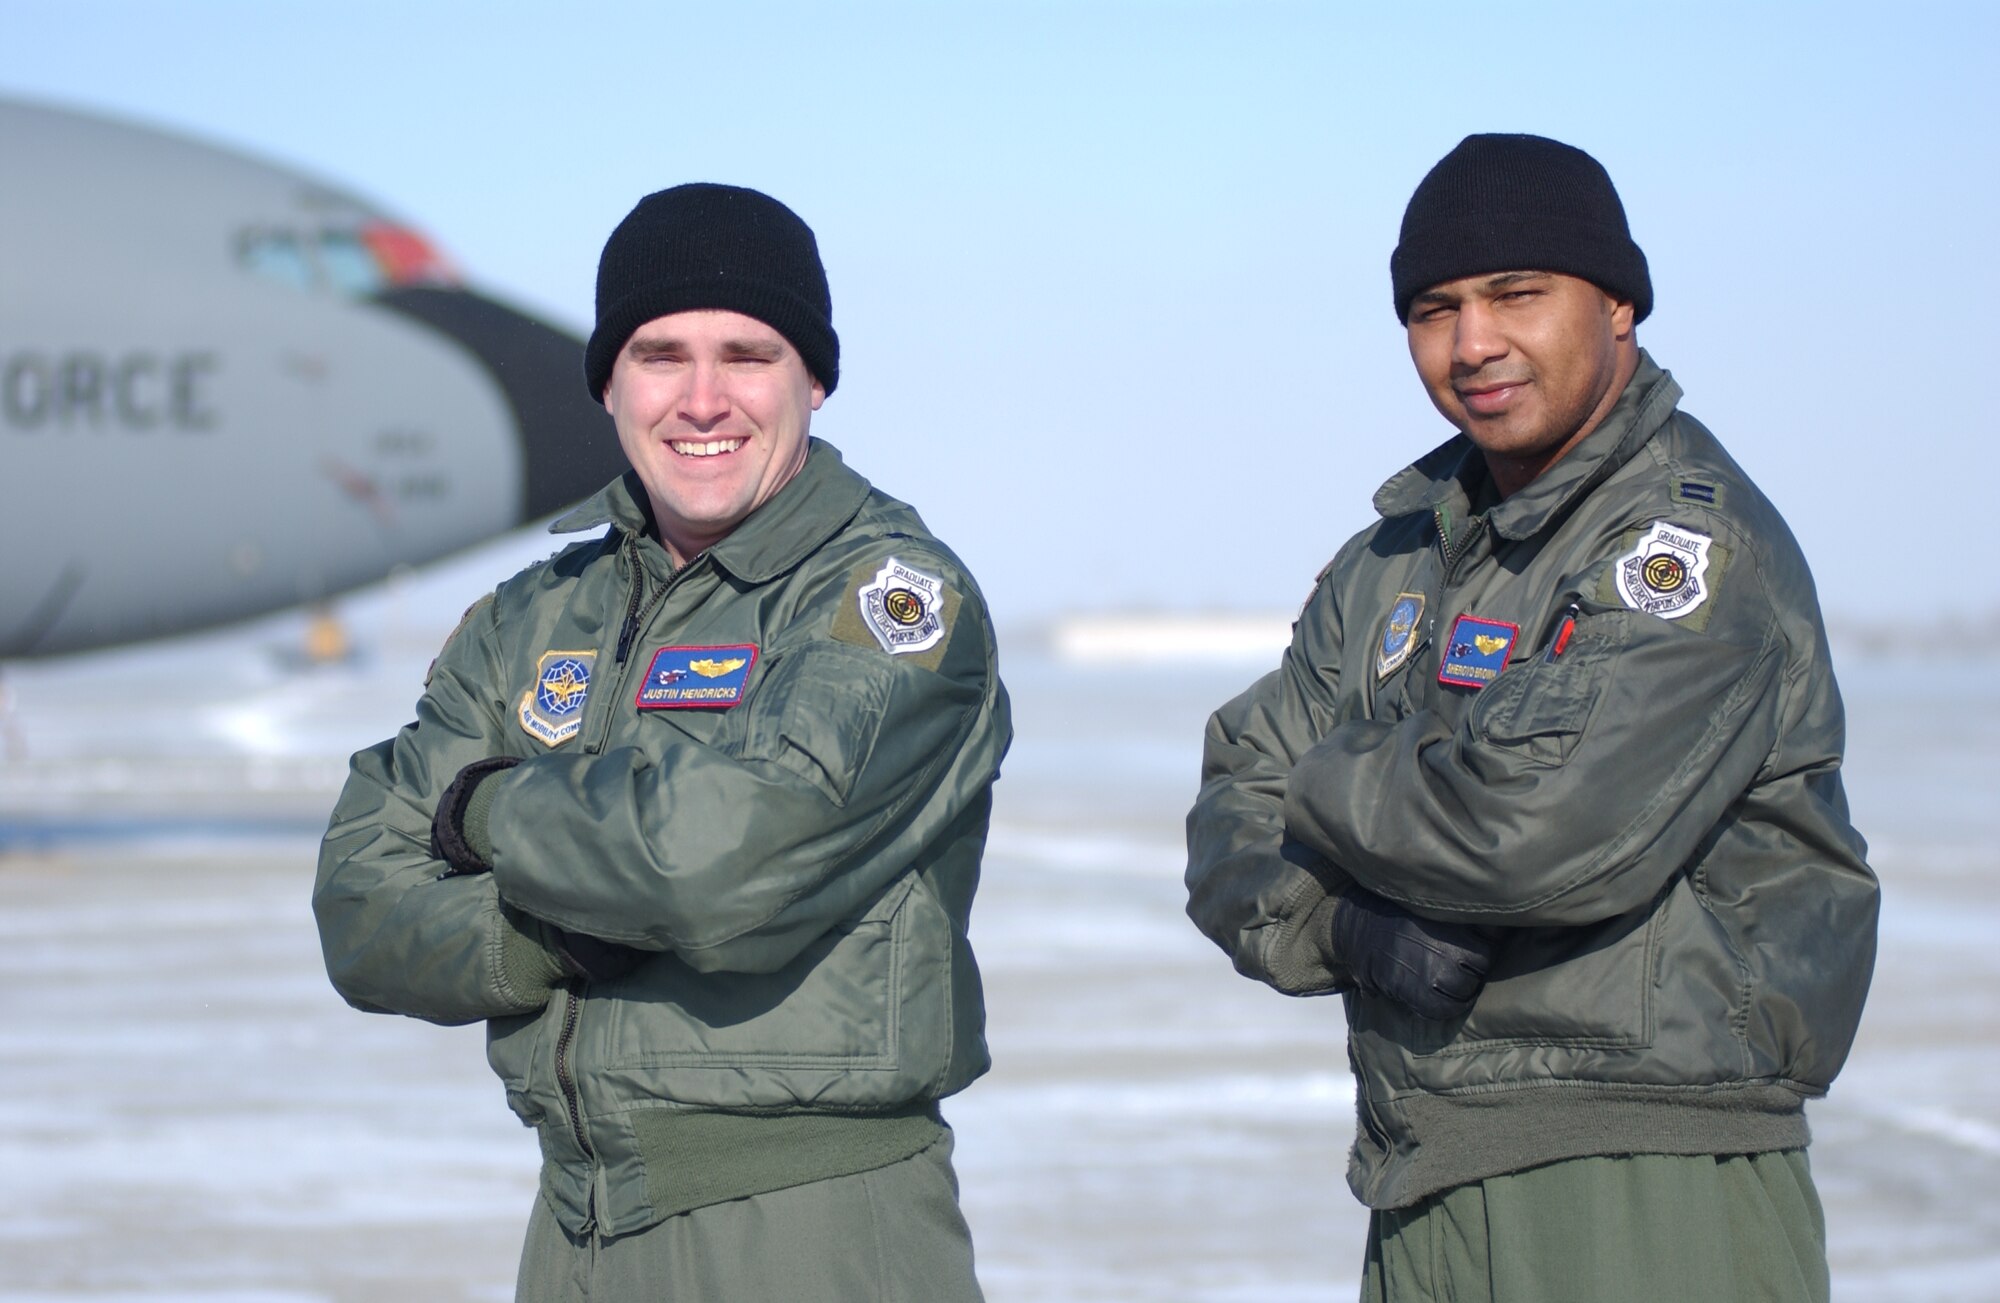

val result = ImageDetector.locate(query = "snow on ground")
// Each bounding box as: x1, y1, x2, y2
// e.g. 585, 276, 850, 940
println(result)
1, 537, 1994, 1300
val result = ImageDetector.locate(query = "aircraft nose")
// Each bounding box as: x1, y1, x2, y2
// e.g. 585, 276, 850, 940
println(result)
369, 286, 626, 521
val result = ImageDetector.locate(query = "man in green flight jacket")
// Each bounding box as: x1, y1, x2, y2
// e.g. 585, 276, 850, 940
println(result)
315, 184, 1009, 1301
1185, 135, 1876, 1302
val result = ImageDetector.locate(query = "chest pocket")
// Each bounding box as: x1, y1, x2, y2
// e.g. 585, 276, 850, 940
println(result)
1470, 614, 1618, 767
708, 641, 897, 806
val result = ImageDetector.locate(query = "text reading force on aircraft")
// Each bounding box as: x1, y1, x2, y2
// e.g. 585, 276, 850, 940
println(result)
2, 350, 218, 431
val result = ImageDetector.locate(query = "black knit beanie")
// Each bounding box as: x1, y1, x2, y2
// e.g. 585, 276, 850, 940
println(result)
1390, 134, 1651, 325
585, 183, 839, 400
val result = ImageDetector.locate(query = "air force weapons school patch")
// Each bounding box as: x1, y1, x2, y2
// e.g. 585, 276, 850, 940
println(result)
830, 556, 962, 672
1614, 521, 1716, 621
519, 650, 595, 746
858, 558, 946, 655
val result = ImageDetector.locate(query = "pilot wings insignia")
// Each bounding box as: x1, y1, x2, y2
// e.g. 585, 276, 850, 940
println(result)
635, 644, 759, 710
1436, 614, 1519, 690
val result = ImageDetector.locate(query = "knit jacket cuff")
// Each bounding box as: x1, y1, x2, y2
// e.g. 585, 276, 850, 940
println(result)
1261, 876, 1353, 996
497, 910, 569, 1004
461, 769, 504, 868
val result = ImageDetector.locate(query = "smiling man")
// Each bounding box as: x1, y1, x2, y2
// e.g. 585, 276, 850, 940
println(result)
1185, 135, 1877, 1301
315, 184, 1009, 1301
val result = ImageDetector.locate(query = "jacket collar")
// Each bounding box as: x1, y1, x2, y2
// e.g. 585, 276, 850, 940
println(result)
550, 438, 874, 582
1371, 350, 1683, 541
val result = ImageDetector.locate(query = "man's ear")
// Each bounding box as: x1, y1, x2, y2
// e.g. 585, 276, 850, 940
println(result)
1609, 293, 1636, 338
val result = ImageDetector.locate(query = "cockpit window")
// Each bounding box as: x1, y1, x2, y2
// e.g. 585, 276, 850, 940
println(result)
235, 224, 460, 295
317, 232, 383, 295
237, 231, 315, 292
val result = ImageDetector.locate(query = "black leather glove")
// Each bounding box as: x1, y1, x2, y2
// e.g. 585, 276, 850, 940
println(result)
431, 756, 522, 876
549, 928, 648, 984
1329, 886, 1495, 1021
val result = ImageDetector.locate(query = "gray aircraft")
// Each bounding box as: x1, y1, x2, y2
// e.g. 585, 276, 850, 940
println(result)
0, 97, 624, 658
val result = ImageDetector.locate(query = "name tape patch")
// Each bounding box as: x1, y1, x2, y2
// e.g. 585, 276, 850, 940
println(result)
635, 644, 758, 709
519, 650, 595, 746
1436, 614, 1519, 689
1614, 521, 1714, 620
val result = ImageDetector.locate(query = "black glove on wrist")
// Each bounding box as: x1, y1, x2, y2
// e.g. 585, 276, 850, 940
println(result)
1329, 886, 1496, 1021
549, 928, 648, 984
431, 756, 522, 876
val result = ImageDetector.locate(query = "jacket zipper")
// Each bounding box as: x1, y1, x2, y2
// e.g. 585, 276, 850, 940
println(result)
614, 534, 647, 665
1434, 503, 1484, 584
547, 534, 647, 1232
553, 983, 597, 1232
592, 538, 698, 754
1410, 504, 1487, 687
560, 532, 699, 1231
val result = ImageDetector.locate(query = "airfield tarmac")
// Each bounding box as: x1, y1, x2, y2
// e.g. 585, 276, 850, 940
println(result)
1, 568, 1994, 1301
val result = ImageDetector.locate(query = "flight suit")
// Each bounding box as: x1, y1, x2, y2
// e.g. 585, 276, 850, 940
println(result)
1360, 1150, 1827, 1303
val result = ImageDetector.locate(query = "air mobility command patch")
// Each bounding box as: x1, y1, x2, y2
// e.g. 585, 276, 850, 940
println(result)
635, 644, 758, 709
1611, 521, 1722, 624
518, 650, 594, 746
830, 556, 962, 672
1376, 592, 1425, 680
1436, 614, 1519, 689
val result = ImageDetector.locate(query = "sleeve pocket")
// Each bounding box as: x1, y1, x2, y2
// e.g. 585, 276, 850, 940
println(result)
733, 642, 896, 806
1473, 621, 1618, 766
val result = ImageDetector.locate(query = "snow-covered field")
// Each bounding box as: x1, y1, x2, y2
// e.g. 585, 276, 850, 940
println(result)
0, 536, 1991, 1301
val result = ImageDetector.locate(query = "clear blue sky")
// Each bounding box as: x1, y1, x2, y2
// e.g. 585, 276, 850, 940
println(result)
4, 1, 1992, 625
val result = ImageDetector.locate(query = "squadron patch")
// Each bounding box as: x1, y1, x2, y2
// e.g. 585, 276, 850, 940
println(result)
1376, 592, 1425, 680
518, 650, 595, 746
1614, 521, 1715, 620
1436, 614, 1519, 689
635, 644, 758, 709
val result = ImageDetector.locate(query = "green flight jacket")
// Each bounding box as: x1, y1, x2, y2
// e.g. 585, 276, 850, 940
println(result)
1185, 354, 1878, 1209
314, 441, 1011, 1237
